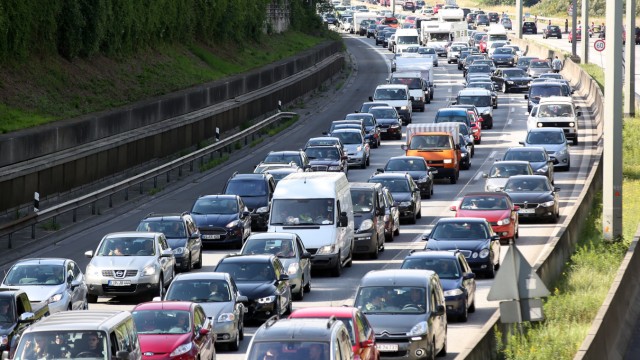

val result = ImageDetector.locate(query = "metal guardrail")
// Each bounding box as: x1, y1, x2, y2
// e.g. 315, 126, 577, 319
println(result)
0, 111, 298, 247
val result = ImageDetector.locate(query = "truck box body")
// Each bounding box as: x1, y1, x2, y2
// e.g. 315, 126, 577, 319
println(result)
393, 56, 435, 99
354, 12, 378, 35
390, 72, 428, 111
403, 123, 460, 182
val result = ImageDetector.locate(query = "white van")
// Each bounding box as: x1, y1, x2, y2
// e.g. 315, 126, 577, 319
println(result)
486, 24, 508, 50
394, 28, 420, 53
268, 172, 354, 277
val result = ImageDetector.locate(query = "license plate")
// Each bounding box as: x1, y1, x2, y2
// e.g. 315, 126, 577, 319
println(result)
202, 234, 221, 239
380, 128, 387, 132
108, 280, 131, 286
377, 344, 399, 352
519, 208, 536, 214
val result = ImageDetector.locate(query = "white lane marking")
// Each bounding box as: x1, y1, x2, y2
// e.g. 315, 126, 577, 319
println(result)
507, 119, 512, 126
474, 172, 484, 181
489, 150, 497, 159
511, 107, 515, 112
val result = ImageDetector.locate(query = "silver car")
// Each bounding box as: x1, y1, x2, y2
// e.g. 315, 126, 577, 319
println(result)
483, 160, 534, 192
162, 272, 247, 351
1, 258, 88, 313
520, 128, 571, 170
330, 129, 370, 169
84, 232, 176, 302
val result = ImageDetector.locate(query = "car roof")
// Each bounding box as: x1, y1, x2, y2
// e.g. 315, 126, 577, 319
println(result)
370, 172, 409, 180
11, 258, 69, 266
104, 232, 157, 239
267, 151, 302, 156
23, 311, 131, 333
507, 175, 550, 181
506, 146, 547, 153
254, 318, 342, 341
458, 88, 491, 95
230, 173, 272, 181
289, 306, 357, 319
332, 128, 364, 134
133, 301, 194, 311
359, 269, 435, 286
437, 217, 487, 224
350, 182, 381, 191
462, 191, 511, 198
172, 271, 229, 281
219, 254, 274, 264
404, 250, 460, 259
493, 160, 531, 166
528, 127, 565, 133
388, 155, 426, 162
247, 232, 298, 241
438, 107, 468, 114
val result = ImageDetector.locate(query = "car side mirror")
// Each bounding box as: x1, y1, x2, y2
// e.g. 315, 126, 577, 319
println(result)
430, 168, 438, 174
548, 160, 554, 164
434, 304, 446, 316
492, 234, 501, 241
524, 94, 529, 99
449, 205, 457, 211
339, 212, 349, 227
199, 327, 210, 336
152, 296, 162, 301
401, 144, 408, 151
242, 211, 251, 218
409, 96, 415, 101
322, 131, 329, 135
513, 205, 520, 211
519, 141, 525, 145
455, 144, 461, 150
301, 251, 312, 259
360, 339, 375, 348
161, 249, 174, 258
19, 312, 35, 323
554, 187, 561, 192
369, 96, 374, 101
463, 272, 476, 280
451, 100, 457, 105
421, 234, 430, 241
577, 111, 582, 117
84, 250, 94, 258
482, 172, 488, 178
190, 233, 200, 239
377, 168, 385, 173
279, 274, 290, 282
342, 156, 348, 160
116, 351, 130, 360
237, 295, 249, 303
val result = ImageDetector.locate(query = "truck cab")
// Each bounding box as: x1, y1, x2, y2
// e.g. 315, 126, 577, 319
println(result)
401, 123, 461, 184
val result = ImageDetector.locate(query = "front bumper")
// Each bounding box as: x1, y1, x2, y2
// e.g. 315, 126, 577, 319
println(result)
445, 293, 466, 316
214, 320, 240, 344
375, 334, 431, 359
397, 109, 412, 124
354, 232, 377, 254
466, 257, 494, 273
430, 166, 456, 179
200, 227, 243, 245
245, 299, 279, 321
516, 204, 556, 220
310, 252, 340, 270
491, 224, 516, 241
250, 212, 269, 230
86, 275, 160, 298
379, 125, 402, 139
347, 153, 366, 166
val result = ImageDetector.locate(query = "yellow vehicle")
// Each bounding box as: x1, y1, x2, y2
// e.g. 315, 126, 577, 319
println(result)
401, 123, 460, 184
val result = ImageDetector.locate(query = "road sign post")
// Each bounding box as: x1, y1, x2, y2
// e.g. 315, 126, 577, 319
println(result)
594, 39, 605, 68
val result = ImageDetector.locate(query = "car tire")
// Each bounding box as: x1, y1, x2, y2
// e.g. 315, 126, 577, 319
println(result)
394, 225, 400, 236
185, 255, 192, 272
573, 137, 579, 145
331, 251, 342, 277
502, 83, 508, 93
486, 264, 496, 279
229, 330, 240, 351
459, 298, 469, 322
87, 294, 98, 304
370, 237, 379, 259
194, 250, 203, 269
361, 159, 366, 169
409, 211, 417, 224
417, 207, 422, 219
239, 320, 244, 340
469, 297, 476, 313
294, 285, 304, 300
303, 276, 311, 293
450, 175, 457, 184
385, 231, 393, 243
396, 133, 402, 140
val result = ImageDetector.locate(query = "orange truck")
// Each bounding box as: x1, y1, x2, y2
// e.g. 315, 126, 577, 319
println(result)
401, 123, 461, 184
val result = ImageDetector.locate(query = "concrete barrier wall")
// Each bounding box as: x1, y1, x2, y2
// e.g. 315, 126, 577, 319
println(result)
457, 38, 605, 359
0, 41, 342, 168
0, 52, 345, 211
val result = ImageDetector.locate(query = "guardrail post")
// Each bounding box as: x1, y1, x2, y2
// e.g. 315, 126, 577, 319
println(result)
154, 176, 158, 189
139, 183, 143, 195
31, 224, 35, 239
91, 202, 96, 215
8, 233, 12, 249
179, 166, 183, 177
109, 195, 113, 208
190, 161, 194, 172
166, 171, 170, 183
124, 188, 129, 201
73, 209, 77, 222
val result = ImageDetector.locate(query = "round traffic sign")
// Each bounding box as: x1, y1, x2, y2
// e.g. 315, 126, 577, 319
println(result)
594, 39, 606, 52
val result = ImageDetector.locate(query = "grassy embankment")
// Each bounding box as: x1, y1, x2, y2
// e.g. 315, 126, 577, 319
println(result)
0, 31, 333, 134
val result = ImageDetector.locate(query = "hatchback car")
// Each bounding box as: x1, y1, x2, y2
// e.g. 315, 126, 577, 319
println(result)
304, 136, 344, 150
2, 258, 88, 313
137, 212, 203, 270
378, 156, 435, 198
503, 175, 561, 222
189, 195, 251, 250
161, 272, 247, 350
350, 183, 386, 259
503, 146, 555, 182
368, 106, 402, 140
344, 113, 381, 148
475, 14, 490, 26
501, 18, 512, 30
132, 301, 215, 359
401, 251, 476, 322
368, 172, 421, 224
261, 150, 311, 170
422, 218, 501, 278
451, 192, 519, 244
491, 67, 532, 93
522, 21, 537, 34
84, 232, 176, 302
520, 128, 571, 170
543, 25, 562, 39
214, 254, 292, 322
223, 172, 276, 231
525, 82, 567, 111
289, 307, 379, 360
483, 160, 534, 192
330, 128, 371, 169
240, 232, 311, 300
527, 59, 552, 79
490, 47, 517, 67
304, 145, 348, 174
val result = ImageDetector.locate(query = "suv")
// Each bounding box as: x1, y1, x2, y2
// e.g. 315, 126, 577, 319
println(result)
527, 97, 580, 146
136, 212, 203, 271
84, 232, 176, 302
245, 317, 353, 360
370, 84, 413, 125
350, 183, 386, 259
261, 150, 310, 170
401, 250, 476, 322
522, 21, 537, 34
353, 269, 448, 358
368, 172, 421, 224
304, 145, 348, 173
214, 254, 292, 322
189, 195, 252, 249
223, 172, 276, 231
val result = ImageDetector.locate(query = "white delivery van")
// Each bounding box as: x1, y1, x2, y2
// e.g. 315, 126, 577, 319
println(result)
268, 172, 354, 277
370, 84, 414, 125
394, 28, 420, 53
393, 55, 435, 101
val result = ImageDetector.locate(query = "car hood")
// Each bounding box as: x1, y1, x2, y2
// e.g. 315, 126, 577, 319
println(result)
309, 159, 340, 166
385, 170, 425, 181
527, 161, 549, 171
505, 76, 531, 82
476, 106, 492, 115
192, 214, 237, 228
0, 284, 65, 303
365, 313, 428, 334
440, 278, 463, 292
525, 143, 567, 153
198, 301, 236, 320
535, 115, 574, 122
485, 178, 508, 190
354, 212, 374, 230
391, 192, 412, 202
426, 239, 489, 252
456, 209, 511, 222
377, 118, 400, 126
139, 333, 191, 354
529, 68, 550, 75
505, 192, 554, 203
236, 282, 277, 300
492, 54, 514, 59
89, 256, 156, 269
344, 144, 364, 152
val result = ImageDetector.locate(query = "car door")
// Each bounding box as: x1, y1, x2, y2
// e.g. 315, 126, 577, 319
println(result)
69, 261, 87, 310
374, 188, 386, 241
458, 255, 476, 304
430, 279, 447, 352
486, 224, 501, 266
294, 235, 311, 284
185, 217, 201, 267
193, 306, 214, 359
491, 69, 502, 87
409, 177, 421, 214
157, 235, 175, 283
272, 259, 290, 315
238, 197, 251, 238
356, 311, 377, 360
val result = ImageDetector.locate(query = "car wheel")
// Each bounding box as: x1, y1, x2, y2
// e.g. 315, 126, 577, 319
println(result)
331, 251, 342, 277
409, 210, 417, 224
285, 297, 293, 315
366, 155, 370, 166
346, 244, 353, 267
360, 159, 366, 169
194, 250, 203, 269
239, 320, 245, 340
370, 237, 380, 259
417, 207, 422, 219
87, 294, 98, 304
229, 330, 241, 351
293, 283, 304, 300
385, 230, 393, 243
459, 298, 469, 322
486, 264, 496, 279
469, 296, 476, 313
394, 224, 400, 236
450, 175, 457, 184
185, 255, 192, 272
502, 83, 508, 93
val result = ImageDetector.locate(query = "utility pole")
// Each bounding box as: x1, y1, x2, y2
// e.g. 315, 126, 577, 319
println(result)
579, 0, 588, 63
603, 0, 624, 241
515, 0, 523, 39
571, 0, 578, 57
624, 0, 636, 116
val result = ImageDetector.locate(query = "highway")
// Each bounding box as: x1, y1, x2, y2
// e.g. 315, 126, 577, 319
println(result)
1, 33, 600, 360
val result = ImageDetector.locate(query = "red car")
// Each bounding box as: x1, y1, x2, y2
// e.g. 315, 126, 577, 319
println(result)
289, 306, 380, 360
132, 301, 216, 360
467, 111, 482, 144
450, 192, 519, 244
478, 35, 488, 52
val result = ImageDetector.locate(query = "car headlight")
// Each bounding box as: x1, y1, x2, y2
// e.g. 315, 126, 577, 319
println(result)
217, 313, 236, 322
383, 214, 390, 222
401, 106, 408, 110
443, 159, 453, 164
357, 145, 363, 152
558, 149, 568, 155
536, 165, 549, 173
257, 295, 276, 303
316, 244, 337, 255
328, 166, 341, 171
400, 201, 412, 207
479, 249, 490, 258
173, 247, 185, 255
482, 110, 491, 115
48, 293, 63, 303
462, 152, 468, 158
417, 176, 428, 183
257, 206, 269, 214
390, 124, 400, 128
569, 122, 575, 127
86, 263, 99, 276
142, 265, 157, 276
506, 80, 514, 84
537, 122, 544, 128
542, 200, 556, 207
287, 263, 300, 275
444, 289, 464, 296
496, 217, 511, 226
226, 219, 240, 228
359, 219, 374, 231
406, 321, 428, 336
169, 342, 193, 357
0, 335, 7, 346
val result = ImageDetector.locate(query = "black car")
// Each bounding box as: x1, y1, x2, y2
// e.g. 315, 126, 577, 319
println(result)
401, 250, 476, 322
368, 172, 422, 224
323, 14, 339, 26
465, 64, 493, 82
136, 213, 203, 271
458, 134, 471, 170
358, 101, 390, 113
368, 106, 402, 140
522, 21, 537, 34
189, 195, 252, 249
214, 254, 292, 322
490, 47, 516, 67
366, 23, 377, 38
475, 14, 490, 27
375, 29, 388, 46
422, 217, 501, 278
516, 56, 538, 71
262, 150, 310, 170
378, 156, 435, 198
345, 113, 381, 148
350, 183, 386, 259
543, 25, 562, 39
465, 81, 498, 108
502, 146, 555, 182
491, 67, 532, 93
304, 136, 343, 150
503, 175, 560, 222
382, 30, 396, 48
466, 13, 478, 24
462, 54, 487, 74
304, 145, 348, 173
487, 12, 499, 23
223, 172, 276, 231
458, 50, 472, 70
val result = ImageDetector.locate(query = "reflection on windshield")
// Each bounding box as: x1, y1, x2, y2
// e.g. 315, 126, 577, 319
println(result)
409, 134, 451, 150
402, 259, 460, 279
165, 280, 231, 302
271, 199, 334, 225
332, 131, 362, 145
225, 180, 267, 197
370, 109, 397, 119
369, 178, 410, 192
504, 70, 526, 78
374, 88, 408, 100
4, 264, 65, 286
458, 96, 491, 107
191, 198, 238, 215
460, 196, 509, 210
97, 237, 156, 256
14, 331, 109, 360
431, 222, 489, 239
351, 190, 374, 213
132, 310, 191, 335
527, 131, 565, 144
355, 286, 427, 314
490, 164, 530, 178
504, 178, 550, 192
305, 147, 340, 160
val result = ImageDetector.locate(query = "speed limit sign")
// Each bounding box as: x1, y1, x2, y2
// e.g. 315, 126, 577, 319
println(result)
594, 39, 606, 52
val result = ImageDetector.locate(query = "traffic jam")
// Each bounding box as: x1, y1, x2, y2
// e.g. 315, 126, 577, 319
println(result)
0, 2, 584, 360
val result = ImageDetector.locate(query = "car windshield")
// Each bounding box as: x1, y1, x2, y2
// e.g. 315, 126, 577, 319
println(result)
191, 198, 238, 215
431, 222, 489, 239
418, 47, 436, 54
354, 286, 427, 314
504, 150, 547, 162
374, 88, 408, 100
494, 48, 513, 55
409, 134, 451, 149
460, 196, 509, 210
397, 35, 419, 44
351, 190, 375, 213
503, 69, 526, 78
369, 178, 410, 192
306, 138, 340, 147
4, 264, 65, 286
386, 158, 426, 172
458, 96, 492, 107
527, 131, 565, 144
401, 258, 461, 279
165, 279, 231, 302
468, 82, 493, 91
96, 237, 155, 256
225, 179, 267, 197
132, 310, 191, 335
305, 147, 340, 160
538, 104, 574, 117
504, 178, 550, 192
390, 77, 421, 89
271, 198, 334, 225
530, 86, 563, 98
13, 331, 109, 360
332, 131, 362, 145
530, 61, 550, 68
242, 238, 296, 258
429, 32, 450, 41
517, 58, 534, 67
216, 262, 275, 282
468, 65, 491, 73
137, 219, 186, 238
247, 342, 329, 360
369, 108, 397, 119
